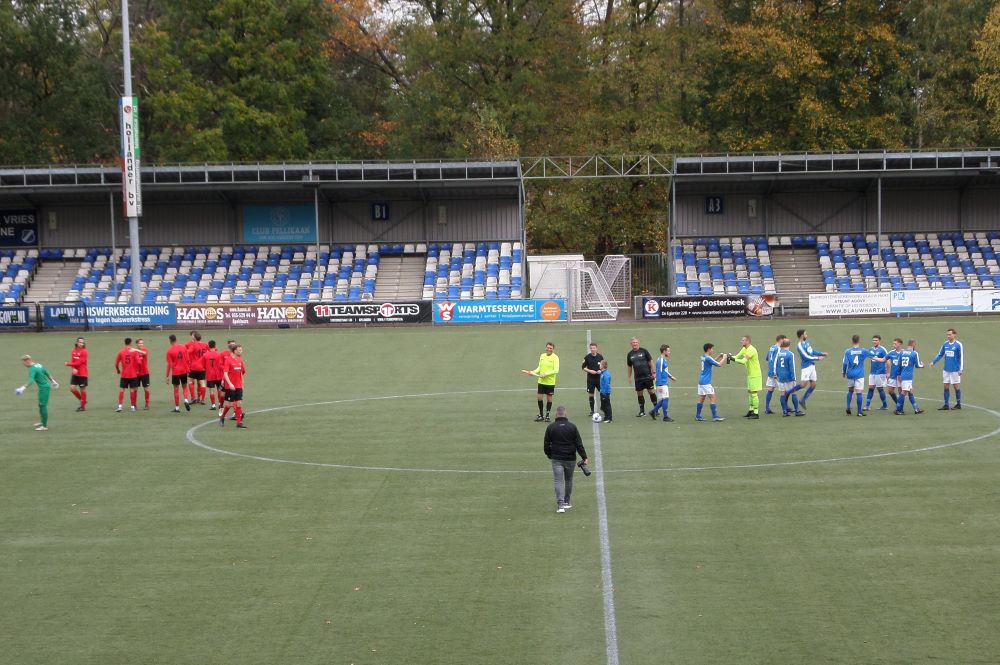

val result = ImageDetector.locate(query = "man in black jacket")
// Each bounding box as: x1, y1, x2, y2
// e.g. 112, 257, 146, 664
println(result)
543, 406, 589, 514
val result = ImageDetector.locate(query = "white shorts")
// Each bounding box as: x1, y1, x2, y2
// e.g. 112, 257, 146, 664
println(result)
697, 384, 715, 396
942, 371, 961, 385
886, 378, 899, 388
779, 381, 797, 393
765, 376, 778, 389
868, 374, 886, 388
847, 378, 864, 391
655, 384, 670, 400
899, 380, 913, 392
800, 366, 818, 382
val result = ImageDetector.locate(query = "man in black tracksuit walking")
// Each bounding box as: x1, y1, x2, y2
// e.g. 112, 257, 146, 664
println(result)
543, 406, 589, 514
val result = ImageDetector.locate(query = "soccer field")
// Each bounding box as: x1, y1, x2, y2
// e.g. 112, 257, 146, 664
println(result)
2, 316, 999, 665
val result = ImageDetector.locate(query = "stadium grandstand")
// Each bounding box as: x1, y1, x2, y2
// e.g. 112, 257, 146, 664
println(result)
2, 149, 999, 311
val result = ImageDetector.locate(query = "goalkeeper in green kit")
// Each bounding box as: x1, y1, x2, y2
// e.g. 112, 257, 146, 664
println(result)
16, 354, 58, 431
732, 336, 762, 419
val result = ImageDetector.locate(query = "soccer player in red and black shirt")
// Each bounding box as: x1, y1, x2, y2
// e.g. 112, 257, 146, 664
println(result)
166, 334, 191, 413
135, 338, 152, 410
114, 337, 140, 412
185, 330, 210, 404
203, 340, 224, 409
65, 337, 88, 412
219, 344, 247, 428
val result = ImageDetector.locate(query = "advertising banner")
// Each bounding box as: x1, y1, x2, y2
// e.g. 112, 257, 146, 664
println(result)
243, 205, 316, 243
119, 96, 142, 217
433, 299, 566, 323
642, 295, 752, 319
176, 304, 306, 327
0, 210, 39, 247
0, 307, 30, 327
307, 302, 431, 324
44, 304, 176, 328
808, 292, 892, 317
889, 289, 972, 313
972, 290, 1000, 314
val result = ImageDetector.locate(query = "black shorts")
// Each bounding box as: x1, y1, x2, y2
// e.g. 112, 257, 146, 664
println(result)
586, 375, 601, 393
536, 383, 555, 396
70, 375, 88, 388
119, 377, 139, 389
224, 388, 244, 402
171, 373, 188, 386
189, 370, 206, 381
207, 380, 222, 389
137, 374, 150, 388
633, 376, 654, 391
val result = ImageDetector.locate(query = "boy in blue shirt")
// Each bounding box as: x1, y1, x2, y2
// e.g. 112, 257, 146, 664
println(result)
842, 334, 874, 416
649, 344, 677, 422
598, 360, 613, 423
930, 327, 964, 410
696, 343, 728, 422
895, 339, 925, 415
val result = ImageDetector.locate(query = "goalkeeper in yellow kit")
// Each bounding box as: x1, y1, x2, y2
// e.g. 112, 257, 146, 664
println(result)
732, 335, 763, 419
522, 342, 559, 422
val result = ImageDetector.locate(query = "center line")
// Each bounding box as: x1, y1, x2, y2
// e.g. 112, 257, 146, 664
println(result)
588, 329, 620, 665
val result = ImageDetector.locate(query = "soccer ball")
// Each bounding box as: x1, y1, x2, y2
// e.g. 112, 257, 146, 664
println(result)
591, 412, 603, 423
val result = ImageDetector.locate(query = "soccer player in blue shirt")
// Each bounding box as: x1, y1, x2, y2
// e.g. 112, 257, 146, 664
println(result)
796, 329, 828, 409
598, 360, 613, 423
764, 334, 786, 415
894, 339, 925, 415
885, 337, 904, 404
696, 343, 728, 422
930, 327, 964, 410
773, 338, 804, 416
843, 335, 874, 416
864, 334, 890, 411
649, 344, 677, 422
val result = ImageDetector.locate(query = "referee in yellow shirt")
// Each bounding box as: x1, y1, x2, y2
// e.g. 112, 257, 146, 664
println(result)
522, 342, 560, 422
732, 335, 763, 419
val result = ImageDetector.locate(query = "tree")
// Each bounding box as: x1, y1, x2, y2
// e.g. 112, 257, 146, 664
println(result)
974, 0, 1000, 140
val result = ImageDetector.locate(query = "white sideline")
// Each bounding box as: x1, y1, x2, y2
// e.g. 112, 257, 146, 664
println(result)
588, 329, 620, 665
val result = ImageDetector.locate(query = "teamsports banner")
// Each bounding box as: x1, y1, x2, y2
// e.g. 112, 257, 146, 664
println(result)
433, 299, 566, 323
0, 210, 39, 247
43, 304, 176, 328
0, 306, 30, 327
809, 292, 892, 317
642, 295, 753, 318
243, 205, 316, 243
889, 289, 971, 313
972, 289, 1000, 314
307, 301, 431, 324
176, 304, 306, 327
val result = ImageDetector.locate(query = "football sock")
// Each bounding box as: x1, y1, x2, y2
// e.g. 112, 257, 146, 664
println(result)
696, 403, 703, 418
846, 392, 853, 410
200, 386, 206, 401
856, 392, 863, 412
749, 393, 758, 413
648, 391, 656, 407
791, 394, 800, 411
81, 392, 87, 408
878, 388, 887, 406
173, 388, 180, 407
118, 389, 124, 406
70, 387, 81, 402
235, 406, 243, 424
803, 386, 815, 401
130, 389, 137, 408
943, 389, 950, 406
650, 399, 659, 416
710, 404, 719, 418
221, 406, 230, 418
537, 399, 544, 416
765, 391, 774, 411
780, 395, 789, 413
661, 397, 669, 416
588, 395, 595, 414
144, 389, 150, 407
955, 389, 961, 405
909, 394, 918, 408
897, 395, 905, 411
638, 394, 645, 411
546, 402, 552, 415
865, 388, 874, 408
40, 404, 48, 427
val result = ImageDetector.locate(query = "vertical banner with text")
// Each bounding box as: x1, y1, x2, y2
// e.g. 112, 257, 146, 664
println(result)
119, 96, 142, 218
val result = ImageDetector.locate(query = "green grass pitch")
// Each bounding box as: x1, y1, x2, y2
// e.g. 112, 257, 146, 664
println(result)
2, 316, 999, 665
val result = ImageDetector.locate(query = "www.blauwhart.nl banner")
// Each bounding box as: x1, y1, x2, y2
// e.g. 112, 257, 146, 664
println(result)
43, 304, 177, 328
